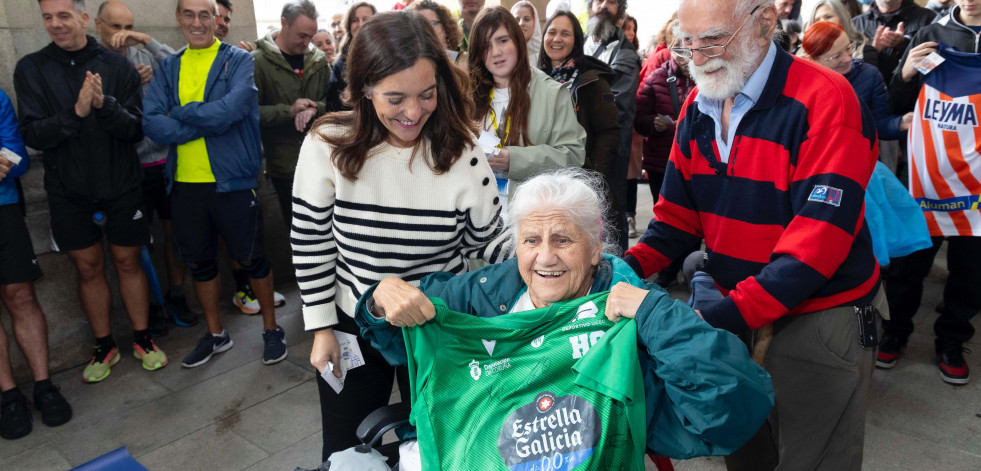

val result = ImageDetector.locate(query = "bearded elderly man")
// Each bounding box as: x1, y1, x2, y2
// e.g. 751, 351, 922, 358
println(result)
624, 0, 883, 469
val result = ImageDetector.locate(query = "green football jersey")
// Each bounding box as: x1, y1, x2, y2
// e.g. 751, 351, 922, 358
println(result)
403, 291, 646, 471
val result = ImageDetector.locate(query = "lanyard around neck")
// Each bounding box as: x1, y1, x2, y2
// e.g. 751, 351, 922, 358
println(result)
488, 88, 511, 147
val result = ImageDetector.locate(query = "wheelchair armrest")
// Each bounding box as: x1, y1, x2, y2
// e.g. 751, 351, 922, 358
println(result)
356, 402, 412, 447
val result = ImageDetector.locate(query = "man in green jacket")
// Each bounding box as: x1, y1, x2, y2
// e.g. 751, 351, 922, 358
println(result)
252, 0, 330, 228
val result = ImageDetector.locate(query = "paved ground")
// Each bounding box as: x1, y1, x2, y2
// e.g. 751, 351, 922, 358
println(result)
2, 184, 980, 470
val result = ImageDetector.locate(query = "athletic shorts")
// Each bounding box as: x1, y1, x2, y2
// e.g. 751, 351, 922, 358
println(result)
48, 187, 151, 252
141, 164, 172, 223
170, 182, 265, 263
0, 204, 42, 285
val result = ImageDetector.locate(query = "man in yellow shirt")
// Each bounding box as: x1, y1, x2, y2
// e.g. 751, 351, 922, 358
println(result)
143, 0, 287, 368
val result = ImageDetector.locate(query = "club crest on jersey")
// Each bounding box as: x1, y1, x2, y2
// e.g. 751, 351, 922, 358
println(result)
922, 98, 978, 130
498, 392, 600, 471
808, 185, 842, 207
573, 301, 598, 322
469, 360, 482, 381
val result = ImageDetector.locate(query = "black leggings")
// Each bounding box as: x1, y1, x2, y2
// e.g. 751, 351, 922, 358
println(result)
316, 314, 410, 461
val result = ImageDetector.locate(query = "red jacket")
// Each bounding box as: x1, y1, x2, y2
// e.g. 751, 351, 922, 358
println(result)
634, 58, 695, 173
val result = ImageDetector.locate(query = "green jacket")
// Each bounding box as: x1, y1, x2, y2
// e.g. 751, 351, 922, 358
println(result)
355, 254, 774, 459
505, 68, 586, 183
251, 32, 331, 179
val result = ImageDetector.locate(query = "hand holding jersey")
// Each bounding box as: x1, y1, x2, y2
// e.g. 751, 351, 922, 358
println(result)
603, 282, 649, 321
373, 278, 436, 327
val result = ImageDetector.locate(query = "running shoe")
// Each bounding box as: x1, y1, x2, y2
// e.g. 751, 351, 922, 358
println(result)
232, 290, 260, 315
33, 384, 72, 427
82, 345, 120, 383
0, 391, 31, 440
262, 327, 288, 365
164, 292, 198, 326
133, 338, 169, 371
182, 332, 234, 368
938, 344, 971, 385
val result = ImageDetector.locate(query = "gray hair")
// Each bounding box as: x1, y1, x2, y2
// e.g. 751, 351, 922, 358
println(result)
41, 0, 87, 13
282, 0, 317, 25
736, 0, 776, 38
507, 168, 617, 256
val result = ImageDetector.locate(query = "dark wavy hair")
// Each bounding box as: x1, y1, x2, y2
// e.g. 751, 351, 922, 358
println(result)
468, 7, 532, 147
312, 11, 478, 181
623, 15, 639, 50
538, 10, 585, 71
339, 1, 376, 59
408, 0, 462, 52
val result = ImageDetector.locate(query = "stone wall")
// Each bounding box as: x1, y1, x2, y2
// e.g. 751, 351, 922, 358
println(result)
0, 0, 301, 384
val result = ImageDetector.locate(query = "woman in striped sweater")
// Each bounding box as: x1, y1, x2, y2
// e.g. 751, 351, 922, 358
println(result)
291, 11, 510, 462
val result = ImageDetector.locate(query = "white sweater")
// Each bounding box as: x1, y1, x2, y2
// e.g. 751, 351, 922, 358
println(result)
291, 124, 511, 330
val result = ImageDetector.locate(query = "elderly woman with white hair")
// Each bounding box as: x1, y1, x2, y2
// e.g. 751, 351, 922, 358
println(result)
354, 168, 774, 466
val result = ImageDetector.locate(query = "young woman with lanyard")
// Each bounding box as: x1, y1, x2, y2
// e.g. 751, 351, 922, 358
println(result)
468, 7, 585, 205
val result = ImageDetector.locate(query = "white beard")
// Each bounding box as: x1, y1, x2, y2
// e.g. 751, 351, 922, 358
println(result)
688, 36, 764, 101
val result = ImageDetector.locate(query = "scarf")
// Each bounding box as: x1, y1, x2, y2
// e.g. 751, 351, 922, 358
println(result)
548, 57, 578, 84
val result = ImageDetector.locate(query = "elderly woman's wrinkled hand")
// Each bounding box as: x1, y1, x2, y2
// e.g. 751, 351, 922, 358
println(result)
374, 277, 436, 327
604, 282, 649, 322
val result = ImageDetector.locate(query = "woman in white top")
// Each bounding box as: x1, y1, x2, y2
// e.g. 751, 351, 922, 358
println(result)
292, 10, 509, 463
468, 7, 586, 198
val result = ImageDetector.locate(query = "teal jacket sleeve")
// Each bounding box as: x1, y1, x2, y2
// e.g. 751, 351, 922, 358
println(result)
354, 283, 408, 366
635, 289, 774, 459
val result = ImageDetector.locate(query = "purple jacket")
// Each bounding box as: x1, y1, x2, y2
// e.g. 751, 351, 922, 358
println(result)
634, 58, 695, 173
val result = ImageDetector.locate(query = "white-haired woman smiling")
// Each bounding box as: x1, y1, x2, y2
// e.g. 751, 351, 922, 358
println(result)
354, 168, 774, 465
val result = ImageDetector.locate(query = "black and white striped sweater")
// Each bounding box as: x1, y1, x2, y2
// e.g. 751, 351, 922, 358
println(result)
291, 125, 511, 330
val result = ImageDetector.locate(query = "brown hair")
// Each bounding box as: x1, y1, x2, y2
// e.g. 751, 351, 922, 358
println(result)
312, 11, 478, 181
339, 1, 376, 59
408, 0, 462, 52
623, 15, 639, 50
468, 6, 532, 147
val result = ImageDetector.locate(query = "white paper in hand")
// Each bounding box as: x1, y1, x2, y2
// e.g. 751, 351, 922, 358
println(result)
477, 130, 501, 156
0, 147, 22, 166
319, 330, 366, 394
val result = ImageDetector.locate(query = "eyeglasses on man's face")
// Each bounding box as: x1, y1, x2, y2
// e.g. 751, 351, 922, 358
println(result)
670, 5, 762, 59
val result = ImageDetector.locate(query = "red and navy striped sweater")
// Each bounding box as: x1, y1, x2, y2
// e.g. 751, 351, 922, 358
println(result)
624, 47, 880, 334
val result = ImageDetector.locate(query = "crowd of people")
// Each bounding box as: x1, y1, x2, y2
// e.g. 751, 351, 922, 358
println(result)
0, 1, 978, 471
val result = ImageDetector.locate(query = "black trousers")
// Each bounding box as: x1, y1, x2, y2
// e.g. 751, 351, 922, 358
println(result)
884, 236, 981, 348
270, 176, 293, 231
316, 314, 410, 461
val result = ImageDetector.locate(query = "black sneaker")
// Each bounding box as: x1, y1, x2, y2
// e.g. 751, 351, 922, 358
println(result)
181, 332, 234, 368
33, 384, 72, 427
262, 327, 288, 365
876, 332, 906, 369
0, 391, 32, 440
937, 344, 971, 385
164, 293, 198, 327
147, 303, 169, 337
